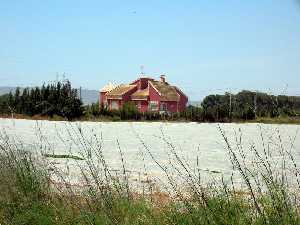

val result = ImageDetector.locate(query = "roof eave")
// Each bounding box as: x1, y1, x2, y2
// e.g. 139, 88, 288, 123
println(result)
132, 98, 148, 101
149, 81, 162, 96
174, 86, 188, 99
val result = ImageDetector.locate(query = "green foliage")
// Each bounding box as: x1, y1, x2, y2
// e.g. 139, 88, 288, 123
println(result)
2, 87, 299, 122
0, 81, 84, 119
84, 101, 141, 121
82, 90, 300, 122
43, 153, 84, 160
180, 105, 204, 121
120, 102, 140, 120
0, 93, 10, 114
199, 90, 300, 122
0, 149, 51, 225
85, 102, 101, 117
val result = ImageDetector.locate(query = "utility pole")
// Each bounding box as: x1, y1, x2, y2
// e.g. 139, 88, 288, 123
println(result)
79, 86, 82, 101
229, 89, 232, 121
254, 90, 257, 119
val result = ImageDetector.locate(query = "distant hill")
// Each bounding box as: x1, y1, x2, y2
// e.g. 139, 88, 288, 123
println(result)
0, 86, 99, 105
188, 101, 201, 107
0, 87, 21, 96
79, 89, 99, 105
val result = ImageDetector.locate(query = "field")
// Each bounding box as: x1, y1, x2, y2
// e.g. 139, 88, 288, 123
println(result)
1, 118, 299, 190
1, 118, 300, 224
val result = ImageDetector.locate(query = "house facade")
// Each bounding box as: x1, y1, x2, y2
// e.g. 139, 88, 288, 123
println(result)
99, 75, 188, 113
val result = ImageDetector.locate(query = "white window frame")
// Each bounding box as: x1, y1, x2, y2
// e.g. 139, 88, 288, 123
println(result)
111, 100, 119, 110
149, 101, 159, 111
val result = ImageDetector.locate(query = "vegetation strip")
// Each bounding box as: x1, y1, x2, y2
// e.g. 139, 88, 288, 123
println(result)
43, 153, 84, 160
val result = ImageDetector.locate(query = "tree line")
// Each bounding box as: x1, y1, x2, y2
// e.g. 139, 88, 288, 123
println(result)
0, 81, 84, 120
85, 90, 300, 122
198, 90, 300, 121
1, 84, 300, 121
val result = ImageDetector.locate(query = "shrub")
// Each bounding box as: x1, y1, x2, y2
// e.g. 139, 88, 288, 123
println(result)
120, 102, 140, 120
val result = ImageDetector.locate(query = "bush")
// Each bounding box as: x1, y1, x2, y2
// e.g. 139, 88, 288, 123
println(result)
120, 102, 140, 120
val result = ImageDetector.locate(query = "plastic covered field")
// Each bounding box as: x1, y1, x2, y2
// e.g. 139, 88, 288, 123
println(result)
1, 118, 299, 192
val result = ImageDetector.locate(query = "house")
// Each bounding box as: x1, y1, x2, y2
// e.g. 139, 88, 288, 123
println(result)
99, 75, 188, 113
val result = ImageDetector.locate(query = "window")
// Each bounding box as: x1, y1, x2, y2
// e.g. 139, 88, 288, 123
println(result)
160, 102, 167, 111
149, 101, 158, 111
135, 101, 141, 109
111, 100, 119, 110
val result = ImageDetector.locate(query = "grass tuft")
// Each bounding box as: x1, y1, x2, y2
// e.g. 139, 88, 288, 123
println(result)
0, 124, 300, 224
43, 153, 84, 160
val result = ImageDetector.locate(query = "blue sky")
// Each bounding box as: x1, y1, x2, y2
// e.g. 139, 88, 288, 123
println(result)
0, 0, 300, 100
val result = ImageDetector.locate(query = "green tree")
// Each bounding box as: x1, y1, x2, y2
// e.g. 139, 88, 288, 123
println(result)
120, 102, 140, 120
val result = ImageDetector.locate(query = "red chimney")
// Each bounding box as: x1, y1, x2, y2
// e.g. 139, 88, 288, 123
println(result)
160, 75, 166, 83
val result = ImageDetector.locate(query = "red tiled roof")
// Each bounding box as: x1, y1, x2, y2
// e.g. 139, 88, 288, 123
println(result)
106, 84, 136, 99
105, 77, 184, 102
100, 82, 116, 92
150, 81, 180, 102
131, 88, 149, 100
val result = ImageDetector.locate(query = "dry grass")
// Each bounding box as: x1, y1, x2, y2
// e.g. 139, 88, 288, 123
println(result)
0, 123, 300, 224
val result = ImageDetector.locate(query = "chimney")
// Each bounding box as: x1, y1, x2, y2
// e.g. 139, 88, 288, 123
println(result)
160, 75, 166, 83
